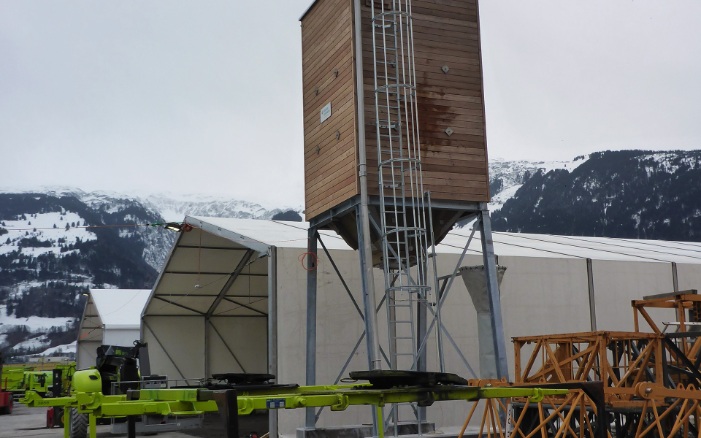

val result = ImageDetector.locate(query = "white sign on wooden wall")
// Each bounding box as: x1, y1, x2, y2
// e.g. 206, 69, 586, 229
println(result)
320, 102, 332, 124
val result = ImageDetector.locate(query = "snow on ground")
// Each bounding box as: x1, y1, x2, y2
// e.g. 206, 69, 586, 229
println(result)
639, 152, 700, 177
489, 184, 523, 212
41, 341, 77, 356
11, 334, 51, 352
3, 282, 46, 299
0, 211, 97, 256
527, 156, 589, 173
490, 155, 589, 175
487, 155, 590, 211
0, 305, 75, 332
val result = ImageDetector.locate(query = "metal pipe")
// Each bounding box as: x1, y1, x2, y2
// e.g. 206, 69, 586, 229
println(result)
478, 205, 509, 380
305, 230, 318, 429
586, 258, 598, 332
355, 0, 381, 372
268, 246, 278, 437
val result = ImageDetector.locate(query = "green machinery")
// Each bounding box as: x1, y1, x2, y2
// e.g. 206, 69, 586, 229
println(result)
22, 369, 571, 438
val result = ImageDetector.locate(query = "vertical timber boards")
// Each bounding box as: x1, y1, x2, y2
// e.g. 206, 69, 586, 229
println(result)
302, 0, 359, 220
301, 0, 490, 221
361, 0, 489, 202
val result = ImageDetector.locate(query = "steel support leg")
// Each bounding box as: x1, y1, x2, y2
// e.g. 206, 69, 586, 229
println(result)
268, 246, 279, 437
478, 204, 509, 380
305, 228, 318, 429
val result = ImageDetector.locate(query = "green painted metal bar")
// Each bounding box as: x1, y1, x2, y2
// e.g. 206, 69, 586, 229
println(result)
24, 385, 565, 417
23, 383, 568, 438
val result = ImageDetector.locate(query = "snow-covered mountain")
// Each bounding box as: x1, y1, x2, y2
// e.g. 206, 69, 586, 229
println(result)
488, 155, 589, 211
0, 189, 302, 359
491, 150, 701, 241
4, 149, 699, 358
138, 193, 302, 223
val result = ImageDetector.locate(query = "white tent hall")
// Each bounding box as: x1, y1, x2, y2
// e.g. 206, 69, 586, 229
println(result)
142, 217, 701, 436
77, 289, 151, 369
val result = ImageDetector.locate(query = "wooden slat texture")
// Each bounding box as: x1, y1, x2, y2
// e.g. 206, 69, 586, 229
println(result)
360, 0, 489, 203
302, 0, 489, 220
302, 0, 358, 220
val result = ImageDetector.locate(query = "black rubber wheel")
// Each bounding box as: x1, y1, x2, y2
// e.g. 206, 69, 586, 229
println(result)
54, 407, 64, 427
69, 408, 88, 438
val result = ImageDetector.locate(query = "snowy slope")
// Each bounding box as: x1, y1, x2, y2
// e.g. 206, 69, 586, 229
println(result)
488, 155, 589, 211
139, 193, 303, 222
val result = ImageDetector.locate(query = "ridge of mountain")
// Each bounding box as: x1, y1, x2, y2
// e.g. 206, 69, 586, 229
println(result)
0, 190, 302, 358
3, 149, 700, 357
487, 155, 589, 211
491, 149, 701, 241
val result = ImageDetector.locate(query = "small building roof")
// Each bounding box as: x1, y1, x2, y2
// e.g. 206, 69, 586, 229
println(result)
84, 289, 151, 329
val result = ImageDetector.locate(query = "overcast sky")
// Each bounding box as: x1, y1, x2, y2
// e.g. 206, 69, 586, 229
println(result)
1, 1, 699, 207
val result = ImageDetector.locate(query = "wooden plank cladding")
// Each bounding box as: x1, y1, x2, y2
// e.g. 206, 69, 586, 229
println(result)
301, 0, 357, 220
301, 0, 489, 221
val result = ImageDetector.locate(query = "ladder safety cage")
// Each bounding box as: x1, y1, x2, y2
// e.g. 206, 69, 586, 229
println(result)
370, 0, 440, 433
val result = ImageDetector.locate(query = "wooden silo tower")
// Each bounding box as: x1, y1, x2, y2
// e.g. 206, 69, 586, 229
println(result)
299, 1, 507, 430
302, 0, 489, 248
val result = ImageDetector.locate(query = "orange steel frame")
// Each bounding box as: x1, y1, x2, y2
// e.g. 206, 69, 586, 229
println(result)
465, 379, 607, 438
509, 291, 701, 438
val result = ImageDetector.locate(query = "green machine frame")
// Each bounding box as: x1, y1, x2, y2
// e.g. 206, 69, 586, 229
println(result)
23, 370, 571, 438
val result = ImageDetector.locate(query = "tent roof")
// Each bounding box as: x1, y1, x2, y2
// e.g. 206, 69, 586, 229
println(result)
440, 229, 701, 263
143, 216, 701, 318
87, 289, 151, 329
184, 217, 350, 250
188, 216, 701, 264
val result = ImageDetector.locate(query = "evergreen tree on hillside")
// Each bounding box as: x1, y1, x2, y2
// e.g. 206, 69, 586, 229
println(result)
492, 150, 701, 242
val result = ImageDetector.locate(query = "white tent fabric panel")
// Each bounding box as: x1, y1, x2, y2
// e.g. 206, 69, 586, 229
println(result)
499, 256, 592, 337
146, 296, 212, 316
677, 263, 701, 291
592, 260, 675, 332
275, 246, 373, 432
276, 245, 371, 377
426, 253, 485, 374
77, 340, 101, 370
207, 317, 268, 375
78, 298, 103, 348
103, 328, 141, 346
165, 246, 244, 273
142, 316, 205, 382
77, 289, 150, 369
87, 289, 150, 328
274, 248, 487, 431
187, 217, 349, 251
141, 217, 701, 436
210, 295, 267, 318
